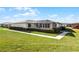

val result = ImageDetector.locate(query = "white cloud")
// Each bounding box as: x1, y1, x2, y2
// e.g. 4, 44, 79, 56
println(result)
14, 7, 23, 11
48, 14, 58, 18
0, 16, 26, 23
23, 7, 32, 11
13, 7, 40, 17
13, 15, 19, 17
0, 7, 40, 23
20, 10, 36, 16
14, 7, 32, 11
48, 14, 79, 23
63, 14, 79, 23
20, 12, 34, 16
0, 16, 11, 23
48, 14, 59, 21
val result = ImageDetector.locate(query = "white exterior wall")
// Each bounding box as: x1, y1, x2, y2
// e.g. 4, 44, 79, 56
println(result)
31, 23, 37, 28
56, 23, 62, 28
50, 23, 53, 29
50, 23, 56, 29
8, 21, 62, 30
11, 23, 28, 28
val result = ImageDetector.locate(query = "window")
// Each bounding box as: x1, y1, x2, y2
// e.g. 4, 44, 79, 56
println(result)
47, 24, 50, 28
40, 23, 42, 28
45, 23, 50, 28
36, 23, 38, 27
45, 24, 47, 28
28, 23, 31, 27
43, 24, 45, 28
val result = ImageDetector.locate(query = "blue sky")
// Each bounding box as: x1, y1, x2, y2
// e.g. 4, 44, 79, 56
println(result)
0, 7, 79, 23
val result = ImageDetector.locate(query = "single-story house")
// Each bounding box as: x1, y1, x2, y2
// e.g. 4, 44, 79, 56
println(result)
1, 20, 65, 30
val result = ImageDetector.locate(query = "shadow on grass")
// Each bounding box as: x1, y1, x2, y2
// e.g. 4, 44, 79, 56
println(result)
66, 32, 75, 37
5, 27, 76, 37
9, 27, 61, 34
65, 28, 76, 37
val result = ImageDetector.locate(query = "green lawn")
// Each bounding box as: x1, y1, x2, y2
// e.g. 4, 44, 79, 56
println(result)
31, 31, 59, 36
0, 27, 79, 52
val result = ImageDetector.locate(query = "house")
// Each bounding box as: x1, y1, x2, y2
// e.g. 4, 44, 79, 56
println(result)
0, 24, 1, 27
1, 20, 64, 31
0, 22, 11, 28
67, 23, 79, 29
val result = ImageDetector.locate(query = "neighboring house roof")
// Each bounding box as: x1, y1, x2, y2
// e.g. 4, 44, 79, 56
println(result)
67, 23, 79, 25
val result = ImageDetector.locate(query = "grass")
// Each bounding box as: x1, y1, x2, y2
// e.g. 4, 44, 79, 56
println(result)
31, 31, 59, 36
0, 27, 79, 52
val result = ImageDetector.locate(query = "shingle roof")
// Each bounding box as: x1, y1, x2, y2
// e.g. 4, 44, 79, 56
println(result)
2, 20, 61, 24
26, 20, 54, 23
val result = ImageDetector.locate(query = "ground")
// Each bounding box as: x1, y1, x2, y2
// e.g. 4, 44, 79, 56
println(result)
31, 31, 58, 36
0, 27, 79, 52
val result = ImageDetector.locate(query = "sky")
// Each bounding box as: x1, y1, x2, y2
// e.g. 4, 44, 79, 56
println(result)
0, 7, 79, 23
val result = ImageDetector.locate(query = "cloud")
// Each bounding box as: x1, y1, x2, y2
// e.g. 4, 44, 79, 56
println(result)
14, 7, 30, 11
13, 7, 40, 17
48, 14, 59, 21
0, 7, 40, 23
0, 16, 26, 23
20, 9, 37, 16
13, 15, 19, 17
0, 16, 11, 23
14, 7, 23, 11
48, 14, 58, 18
48, 14, 79, 23
63, 14, 79, 23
